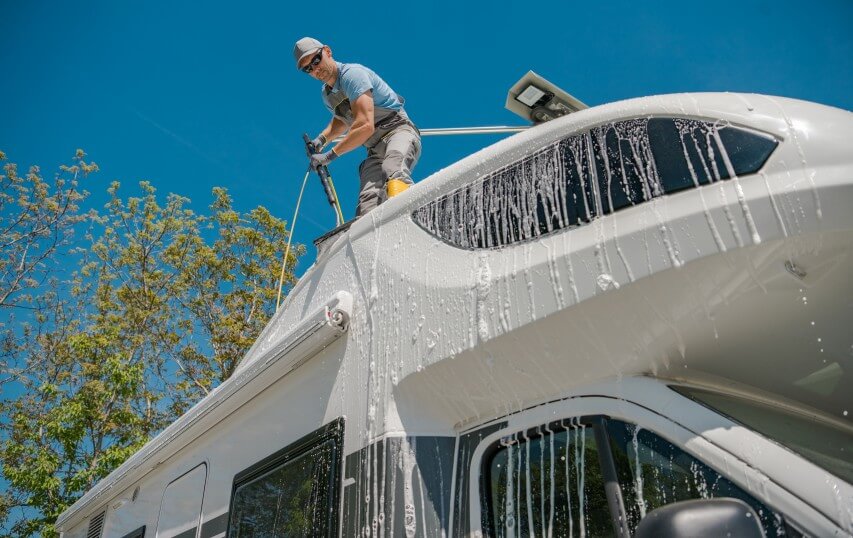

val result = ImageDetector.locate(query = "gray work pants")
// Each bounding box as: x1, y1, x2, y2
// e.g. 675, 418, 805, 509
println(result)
356, 125, 421, 217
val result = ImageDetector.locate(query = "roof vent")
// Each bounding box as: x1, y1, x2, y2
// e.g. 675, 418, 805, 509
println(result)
86, 510, 106, 538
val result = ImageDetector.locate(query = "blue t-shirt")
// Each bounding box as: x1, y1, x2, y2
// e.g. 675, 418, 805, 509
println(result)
322, 62, 403, 117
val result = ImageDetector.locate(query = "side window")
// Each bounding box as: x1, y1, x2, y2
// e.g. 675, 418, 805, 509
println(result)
604, 418, 787, 536
591, 121, 652, 215
484, 421, 612, 537
227, 418, 344, 538
647, 118, 777, 193
413, 117, 776, 250
481, 417, 788, 537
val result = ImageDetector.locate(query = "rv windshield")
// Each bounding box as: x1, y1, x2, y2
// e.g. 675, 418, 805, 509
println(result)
673, 386, 853, 484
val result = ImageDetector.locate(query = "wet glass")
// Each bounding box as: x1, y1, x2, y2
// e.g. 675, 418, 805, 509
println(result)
486, 422, 613, 537
484, 417, 792, 537
228, 439, 337, 538
412, 117, 777, 250
604, 418, 788, 536
647, 118, 777, 193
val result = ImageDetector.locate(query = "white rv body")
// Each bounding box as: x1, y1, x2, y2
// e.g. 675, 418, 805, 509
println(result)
57, 93, 853, 537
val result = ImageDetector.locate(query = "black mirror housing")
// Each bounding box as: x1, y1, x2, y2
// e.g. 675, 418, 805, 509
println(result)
635, 497, 765, 538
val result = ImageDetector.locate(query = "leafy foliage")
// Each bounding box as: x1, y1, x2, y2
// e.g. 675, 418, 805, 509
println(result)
0, 150, 95, 386
0, 149, 95, 311
0, 152, 303, 536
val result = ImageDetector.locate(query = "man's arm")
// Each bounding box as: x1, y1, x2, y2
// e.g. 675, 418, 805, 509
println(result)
319, 117, 348, 146
330, 92, 374, 156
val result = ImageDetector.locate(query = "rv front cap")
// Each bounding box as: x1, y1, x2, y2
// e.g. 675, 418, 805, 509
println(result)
293, 37, 325, 66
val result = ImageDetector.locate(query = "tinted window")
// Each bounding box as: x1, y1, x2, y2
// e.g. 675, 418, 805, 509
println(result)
413, 118, 777, 249
648, 118, 777, 192
591, 122, 647, 214
482, 417, 788, 537
605, 418, 787, 536
718, 124, 779, 177
485, 421, 613, 537
647, 117, 726, 190
416, 142, 592, 250
228, 420, 343, 538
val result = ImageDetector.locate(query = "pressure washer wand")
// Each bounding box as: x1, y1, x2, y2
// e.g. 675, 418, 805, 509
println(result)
303, 134, 344, 225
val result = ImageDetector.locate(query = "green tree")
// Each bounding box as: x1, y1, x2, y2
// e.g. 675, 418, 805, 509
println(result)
0, 153, 303, 537
0, 150, 95, 387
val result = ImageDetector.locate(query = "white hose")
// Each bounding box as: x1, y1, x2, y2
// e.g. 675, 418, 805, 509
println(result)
276, 167, 312, 310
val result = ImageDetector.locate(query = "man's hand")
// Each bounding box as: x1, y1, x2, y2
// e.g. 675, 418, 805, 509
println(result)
310, 149, 338, 169
310, 134, 327, 151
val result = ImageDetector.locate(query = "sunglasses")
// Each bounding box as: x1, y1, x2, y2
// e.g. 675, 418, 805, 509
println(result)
301, 49, 324, 73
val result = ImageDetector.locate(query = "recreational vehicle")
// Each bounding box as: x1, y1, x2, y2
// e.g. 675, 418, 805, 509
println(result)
57, 90, 853, 537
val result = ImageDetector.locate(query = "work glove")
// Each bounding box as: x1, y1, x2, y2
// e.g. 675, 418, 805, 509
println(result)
310, 149, 338, 169
310, 134, 327, 151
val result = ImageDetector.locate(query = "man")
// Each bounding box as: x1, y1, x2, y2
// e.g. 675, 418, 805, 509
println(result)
294, 37, 421, 217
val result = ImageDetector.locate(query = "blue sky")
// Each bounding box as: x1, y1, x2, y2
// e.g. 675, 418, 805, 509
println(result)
2, 0, 852, 273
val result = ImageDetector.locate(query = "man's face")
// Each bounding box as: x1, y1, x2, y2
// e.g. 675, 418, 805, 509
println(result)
299, 47, 331, 80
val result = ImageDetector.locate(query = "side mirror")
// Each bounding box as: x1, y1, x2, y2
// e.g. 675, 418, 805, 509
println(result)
635, 498, 765, 538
